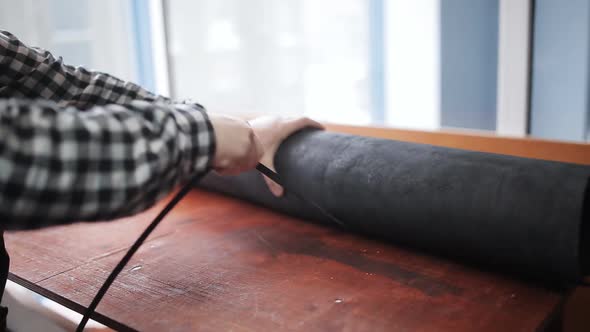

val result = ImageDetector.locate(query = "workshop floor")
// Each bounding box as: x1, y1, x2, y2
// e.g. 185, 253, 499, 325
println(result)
1, 280, 109, 332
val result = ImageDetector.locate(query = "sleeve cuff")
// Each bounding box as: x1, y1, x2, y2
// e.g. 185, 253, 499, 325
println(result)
175, 103, 216, 176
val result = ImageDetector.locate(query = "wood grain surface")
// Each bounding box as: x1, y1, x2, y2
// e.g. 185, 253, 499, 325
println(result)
6, 190, 564, 331
324, 123, 590, 165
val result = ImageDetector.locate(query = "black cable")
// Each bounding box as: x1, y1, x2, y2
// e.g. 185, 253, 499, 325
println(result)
77, 164, 345, 331
256, 164, 346, 227
76, 173, 204, 331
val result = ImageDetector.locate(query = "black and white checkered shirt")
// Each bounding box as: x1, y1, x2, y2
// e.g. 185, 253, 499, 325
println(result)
0, 30, 215, 229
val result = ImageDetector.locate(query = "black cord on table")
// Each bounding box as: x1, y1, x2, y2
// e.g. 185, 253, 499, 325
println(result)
77, 164, 345, 331
76, 174, 204, 331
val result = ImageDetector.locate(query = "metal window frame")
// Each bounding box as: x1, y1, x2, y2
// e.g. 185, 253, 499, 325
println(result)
128, 0, 176, 97
496, 0, 534, 137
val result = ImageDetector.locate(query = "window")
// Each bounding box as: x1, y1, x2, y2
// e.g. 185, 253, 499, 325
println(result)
167, 0, 373, 125
166, 0, 501, 132
0, 0, 140, 84
2, 0, 586, 142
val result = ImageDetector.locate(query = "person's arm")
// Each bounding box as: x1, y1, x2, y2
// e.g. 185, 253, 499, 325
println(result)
0, 30, 177, 109
0, 98, 215, 230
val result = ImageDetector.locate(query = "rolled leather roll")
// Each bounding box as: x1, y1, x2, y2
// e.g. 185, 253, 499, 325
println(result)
200, 129, 590, 286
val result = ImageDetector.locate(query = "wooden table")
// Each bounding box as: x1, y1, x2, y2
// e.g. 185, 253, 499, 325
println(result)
5, 189, 567, 331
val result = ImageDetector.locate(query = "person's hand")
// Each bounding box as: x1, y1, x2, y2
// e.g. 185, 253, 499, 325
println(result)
209, 113, 264, 175
249, 115, 324, 196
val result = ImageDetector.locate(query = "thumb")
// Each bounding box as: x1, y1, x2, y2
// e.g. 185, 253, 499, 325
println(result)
263, 174, 284, 197
261, 161, 284, 197
283, 117, 324, 139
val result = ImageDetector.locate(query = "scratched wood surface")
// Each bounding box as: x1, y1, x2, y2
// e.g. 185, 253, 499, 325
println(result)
5, 189, 564, 331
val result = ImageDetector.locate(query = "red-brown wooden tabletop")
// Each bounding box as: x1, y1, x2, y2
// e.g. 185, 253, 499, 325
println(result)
5, 189, 564, 331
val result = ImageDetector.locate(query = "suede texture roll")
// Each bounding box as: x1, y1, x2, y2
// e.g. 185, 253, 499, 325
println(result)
200, 130, 590, 286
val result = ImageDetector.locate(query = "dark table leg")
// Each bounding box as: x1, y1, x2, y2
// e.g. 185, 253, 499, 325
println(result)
0, 231, 9, 331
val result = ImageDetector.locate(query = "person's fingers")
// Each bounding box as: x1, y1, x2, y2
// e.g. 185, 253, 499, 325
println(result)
284, 117, 324, 136
263, 175, 284, 197
226, 115, 321, 194
296, 117, 324, 129
261, 160, 284, 197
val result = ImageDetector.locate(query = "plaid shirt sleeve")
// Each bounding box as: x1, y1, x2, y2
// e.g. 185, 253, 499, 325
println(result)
0, 31, 216, 230
0, 30, 181, 108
